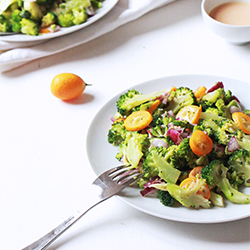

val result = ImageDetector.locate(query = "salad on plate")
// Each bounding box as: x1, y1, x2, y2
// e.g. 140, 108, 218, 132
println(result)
0, 0, 105, 36
107, 81, 250, 209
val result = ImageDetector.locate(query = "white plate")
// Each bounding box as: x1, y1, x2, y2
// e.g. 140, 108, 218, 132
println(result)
0, 0, 118, 42
87, 74, 250, 223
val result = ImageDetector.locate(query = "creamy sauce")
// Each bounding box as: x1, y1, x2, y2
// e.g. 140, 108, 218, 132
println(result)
209, 2, 250, 26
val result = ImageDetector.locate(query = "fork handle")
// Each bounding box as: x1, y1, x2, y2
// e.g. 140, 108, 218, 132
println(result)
21, 199, 104, 250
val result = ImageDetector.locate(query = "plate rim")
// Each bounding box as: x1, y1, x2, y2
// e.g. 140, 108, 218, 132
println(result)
86, 74, 250, 223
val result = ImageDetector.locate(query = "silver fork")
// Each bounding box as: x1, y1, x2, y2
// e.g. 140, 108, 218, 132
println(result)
21, 165, 141, 250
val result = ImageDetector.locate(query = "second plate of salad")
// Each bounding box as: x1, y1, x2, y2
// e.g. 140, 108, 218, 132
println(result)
0, 0, 118, 42
87, 74, 250, 223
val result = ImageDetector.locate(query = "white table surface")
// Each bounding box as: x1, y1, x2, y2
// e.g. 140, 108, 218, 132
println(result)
0, 0, 250, 249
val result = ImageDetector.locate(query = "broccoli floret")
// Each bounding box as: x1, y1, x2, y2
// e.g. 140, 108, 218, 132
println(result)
204, 107, 224, 117
166, 178, 211, 208
208, 143, 228, 164
11, 21, 21, 32
175, 138, 199, 169
10, 9, 22, 22
20, 10, 31, 19
215, 99, 242, 119
194, 119, 219, 138
107, 120, 127, 145
158, 189, 175, 207
57, 13, 74, 27
243, 110, 250, 116
116, 88, 172, 117
20, 18, 39, 36
71, 8, 87, 25
224, 89, 233, 104
201, 160, 250, 204
167, 87, 196, 114
116, 132, 149, 168
54, 0, 90, 27
232, 130, 250, 151
0, 21, 11, 32
41, 12, 57, 28
143, 146, 181, 184
200, 88, 225, 111
228, 149, 250, 187
216, 119, 239, 145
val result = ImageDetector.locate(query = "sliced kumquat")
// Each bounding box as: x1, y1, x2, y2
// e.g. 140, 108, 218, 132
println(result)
39, 28, 51, 34
180, 177, 197, 189
194, 86, 207, 101
232, 112, 250, 135
180, 177, 210, 199
176, 105, 202, 124
189, 166, 204, 178
189, 130, 213, 156
124, 110, 153, 131
148, 99, 161, 114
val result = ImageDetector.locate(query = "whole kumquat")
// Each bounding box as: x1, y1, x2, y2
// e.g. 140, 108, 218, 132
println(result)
51, 73, 89, 100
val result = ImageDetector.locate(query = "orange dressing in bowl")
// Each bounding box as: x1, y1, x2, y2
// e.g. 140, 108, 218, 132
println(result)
209, 2, 250, 25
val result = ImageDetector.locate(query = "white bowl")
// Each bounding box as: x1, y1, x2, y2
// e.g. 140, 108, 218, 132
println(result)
201, 0, 250, 45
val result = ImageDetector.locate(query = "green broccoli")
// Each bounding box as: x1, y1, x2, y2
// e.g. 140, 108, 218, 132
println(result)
107, 120, 127, 145
194, 119, 219, 138
166, 178, 211, 208
174, 138, 199, 170
20, 18, 39, 36
116, 131, 149, 168
10, 9, 22, 33
243, 110, 250, 116
216, 119, 239, 145
116, 88, 172, 117
208, 143, 228, 164
54, 0, 90, 27
0, 13, 12, 32
143, 146, 181, 184
232, 130, 250, 151
41, 12, 57, 28
215, 99, 242, 119
158, 189, 175, 207
166, 87, 196, 114
228, 149, 250, 187
0, 20, 11, 32
20, 10, 31, 19
204, 107, 224, 117
10, 9, 22, 22
200, 88, 225, 111
201, 160, 250, 204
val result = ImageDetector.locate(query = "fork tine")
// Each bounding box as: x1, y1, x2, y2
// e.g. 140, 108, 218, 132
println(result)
105, 165, 130, 176
109, 166, 132, 179
116, 170, 142, 185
